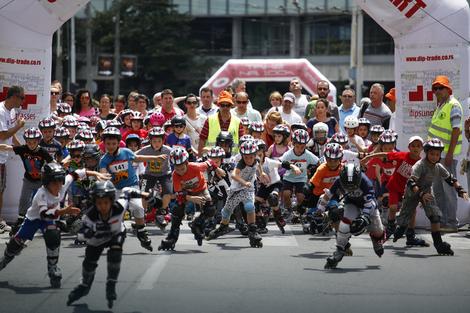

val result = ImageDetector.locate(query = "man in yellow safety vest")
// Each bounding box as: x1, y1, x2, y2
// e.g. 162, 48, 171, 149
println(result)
198, 90, 244, 156
427, 75, 463, 232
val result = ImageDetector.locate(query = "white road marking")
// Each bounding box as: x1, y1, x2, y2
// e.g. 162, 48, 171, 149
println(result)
137, 252, 171, 290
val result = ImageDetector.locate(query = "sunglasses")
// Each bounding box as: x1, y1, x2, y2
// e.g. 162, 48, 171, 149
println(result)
51, 92, 59, 96
432, 86, 446, 91
219, 103, 232, 108
342, 95, 353, 98
174, 124, 185, 128
186, 101, 198, 105
236, 101, 248, 104
81, 96, 90, 100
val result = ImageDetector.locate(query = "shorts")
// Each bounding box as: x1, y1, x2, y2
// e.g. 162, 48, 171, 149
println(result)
257, 182, 282, 200
388, 189, 404, 207
0, 163, 6, 193
16, 218, 55, 241
140, 174, 173, 195
281, 180, 305, 194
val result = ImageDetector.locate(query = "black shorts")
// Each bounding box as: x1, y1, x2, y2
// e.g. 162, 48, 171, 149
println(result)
281, 180, 305, 194
140, 174, 173, 195
257, 182, 282, 200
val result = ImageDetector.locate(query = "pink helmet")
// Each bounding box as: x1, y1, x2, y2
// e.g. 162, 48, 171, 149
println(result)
149, 112, 166, 127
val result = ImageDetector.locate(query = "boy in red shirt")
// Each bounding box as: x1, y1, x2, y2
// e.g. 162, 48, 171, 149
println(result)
123, 111, 148, 141
361, 135, 427, 246
158, 147, 225, 250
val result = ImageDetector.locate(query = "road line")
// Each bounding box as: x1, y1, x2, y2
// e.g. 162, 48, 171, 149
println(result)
137, 252, 171, 290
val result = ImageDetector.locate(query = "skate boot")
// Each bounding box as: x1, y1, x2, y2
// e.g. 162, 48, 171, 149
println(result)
48, 265, 62, 288
324, 246, 346, 269
393, 225, 407, 242
291, 210, 301, 224
206, 223, 234, 240
386, 220, 396, 241
248, 223, 263, 248
434, 241, 454, 256
189, 217, 204, 246
256, 216, 268, 234
302, 214, 312, 234
406, 228, 429, 247
155, 212, 168, 231
132, 224, 153, 252
344, 242, 353, 257
67, 270, 95, 306
106, 280, 117, 309
370, 232, 386, 258
8, 216, 24, 237
158, 228, 179, 251
0, 238, 25, 271
273, 210, 286, 234
204, 218, 216, 237
235, 222, 249, 236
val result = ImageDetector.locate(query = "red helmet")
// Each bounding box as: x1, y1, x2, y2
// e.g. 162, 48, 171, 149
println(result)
170, 147, 189, 165
292, 129, 309, 144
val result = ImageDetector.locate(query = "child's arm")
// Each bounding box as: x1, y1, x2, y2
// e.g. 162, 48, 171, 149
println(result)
135, 154, 167, 162
279, 160, 301, 175
443, 172, 469, 200
360, 152, 388, 165
0, 144, 13, 151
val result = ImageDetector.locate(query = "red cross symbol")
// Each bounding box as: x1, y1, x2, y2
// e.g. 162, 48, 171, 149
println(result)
0, 87, 38, 110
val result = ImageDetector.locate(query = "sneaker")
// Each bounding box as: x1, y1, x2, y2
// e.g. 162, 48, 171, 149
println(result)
0, 220, 11, 233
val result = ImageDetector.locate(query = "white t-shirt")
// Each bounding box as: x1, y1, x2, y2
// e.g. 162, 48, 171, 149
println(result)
346, 135, 365, 153
0, 101, 16, 164
261, 157, 281, 186
197, 104, 218, 117
280, 110, 303, 126
293, 94, 309, 117
231, 108, 262, 122
185, 114, 207, 150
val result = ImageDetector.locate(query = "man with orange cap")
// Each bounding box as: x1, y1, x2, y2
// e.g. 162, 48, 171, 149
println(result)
198, 90, 244, 156
428, 75, 463, 232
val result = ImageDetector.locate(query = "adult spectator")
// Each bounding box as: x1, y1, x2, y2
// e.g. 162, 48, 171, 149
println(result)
428, 75, 462, 232
262, 111, 284, 148
50, 85, 60, 113
338, 87, 360, 132
231, 92, 262, 122
74, 89, 96, 118
114, 95, 126, 115
306, 98, 339, 137
61, 92, 75, 108
273, 92, 302, 126
0, 86, 25, 232
304, 80, 339, 122
289, 78, 310, 118
127, 91, 139, 111
136, 94, 149, 116
183, 94, 206, 155
98, 94, 117, 120
385, 87, 396, 130
198, 90, 244, 156
197, 87, 217, 117
152, 92, 162, 109
231, 79, 253, 109
51, 80, 62, 94
159, 89, 184, 123
359, 83, 392, 128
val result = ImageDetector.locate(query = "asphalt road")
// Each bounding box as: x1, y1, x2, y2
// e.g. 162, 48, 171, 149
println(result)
0, 222, 469, 313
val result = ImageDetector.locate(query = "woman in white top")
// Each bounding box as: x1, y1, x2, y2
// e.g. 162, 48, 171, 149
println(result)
183, 94, 206, 156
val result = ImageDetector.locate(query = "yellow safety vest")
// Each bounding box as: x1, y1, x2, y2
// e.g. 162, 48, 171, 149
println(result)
207, 113, 241, 154
428, 96, 462, 155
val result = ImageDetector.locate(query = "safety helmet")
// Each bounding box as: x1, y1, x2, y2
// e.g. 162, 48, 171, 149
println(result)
170, 147, 189, 165
272, 124, 290, 138
216, 131, 234, 147
324, 143, 344, 160
41, 162, 66, 186
344, 116, 359, 129
171, 116, 186, 127
38, 118, 56, 129
95, 120, 107, 133
358, 118, 371, 129
330, 132, 348, 145
290, 122, 308, 132
240, 117, 251, 127
130, 111, 144, 121
81, 144, 101, 160
312, 122, 329, 137
370, 125, 385, 134
148, 126, 165, 138
23, 127, 43, 140
207, 146, 226, 158
106, 119, 122, 129
125, 133, 142, 147
292, 129, 309, 144
90, 181, 116, 203
240, 140, 258, 155
57, 102, 72, 115
423, 138, 445, 153
339, 163, 362, 192
149, 112, 166, 127
249, 121, 264, 133
379, 130, 397, 144
78, 116, 91, 125
75, 129, 94, 142
63, 117, 79, 128
67, 139, 85, 151
54, 127, 70, 139
255, 139, 267, 152
239, 134, 254, 146
101, 127, 122, 141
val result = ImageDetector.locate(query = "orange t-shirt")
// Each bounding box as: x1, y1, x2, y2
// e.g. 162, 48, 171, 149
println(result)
309, 162, 341, 196
172, 162, 210, 194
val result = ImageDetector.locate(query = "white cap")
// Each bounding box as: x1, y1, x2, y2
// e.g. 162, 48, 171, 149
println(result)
283, 92, 295, 103
408, 135, 424, 145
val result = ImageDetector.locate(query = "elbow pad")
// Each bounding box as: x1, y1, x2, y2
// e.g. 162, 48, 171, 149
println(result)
445, 174, 458, 186
281, 161, 292, 170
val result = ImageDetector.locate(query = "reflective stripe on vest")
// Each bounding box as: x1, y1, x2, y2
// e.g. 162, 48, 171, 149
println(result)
207, 113, 240, 154
427, 97, 462, 155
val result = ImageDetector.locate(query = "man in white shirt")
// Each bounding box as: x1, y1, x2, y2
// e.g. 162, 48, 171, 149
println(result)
231, 92, 262, 122
197, 87, 218, 117
279, 92, 302, 125
289, 78, 310, 118
0, 85, 26, 233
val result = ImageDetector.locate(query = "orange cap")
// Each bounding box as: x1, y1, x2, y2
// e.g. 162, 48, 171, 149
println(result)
216, 90, 234, 107
432, 75, 452, 93
385, 88, 396, 102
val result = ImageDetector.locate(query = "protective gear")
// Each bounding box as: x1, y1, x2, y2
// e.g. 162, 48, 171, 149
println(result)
82, 144, 101, 160
132, 224, 153, 251
370, 125, 385, 134
330, 133, 348, 145
350, 214, 371, 235
292, 129, 309, 144
239, 134, 254, 146
272, 209, 286, 234
106, 119, 122, 129
148, 126, 165, 138
207, 146, 225, 158
312, 122, 329, 137
272, 124, 290, 138
91, 181, 116, 203
324, 246, 346, 269
189, 216, 205, 246
206, 113, 240, 153
344, 116, 359, 129
67, 268, 95, 306
171, 115, 186, 127
324, 143, 343, 160
249, 121, 264, 133
125, 134, 141, 147
38, 117, 57, 129
63, 117, 79, 128
75, 129, 94, 142
54, 127, 70, 139
149, 112, 166, 127
267, 191, 279, 207
106, 280, 117, 308
67, 139, 85, 151
370, 232, 385, 257
326, 200, 343, 223
456, 185, 467, 198
290, 122, 308, 132
170, 147, 189, 165
255, 139, 267, 152
0, 238, 24, 271
248, 223, 263, 248
379, 130, 397, 144
44, 228, 61, 249
240, 140, 258, 155
240, 117, 250, 126
428, 215, 440, 224
358, 118, 371, 129
45, 228, 62, 288
95, 120, 107, 133
101, 127, 122, 141
423, 138, 445, 153
23, 127, 43, 140
339, 163, 362, 192
42, 162, 66, 186
130, 111, 144, 121
57, 102, 72, 114
445, 174, 458, 186
216, 131, 234, 148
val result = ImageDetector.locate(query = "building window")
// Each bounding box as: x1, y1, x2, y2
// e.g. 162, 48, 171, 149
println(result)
190, 18, 232, 55
363, 15, 394, 55
242, 17, 290, 56
229, 0, 247, 15
306, 15, 351, 55
172, 0, 190, 14
192, 0, 208, 15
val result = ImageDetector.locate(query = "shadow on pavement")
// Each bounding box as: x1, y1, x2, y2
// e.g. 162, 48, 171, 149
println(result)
304, 265, 381, 273
291, 252, 331, 259
0, 281, 51, 294
70, 303, 113, 313
308, 237, 333, 241
208, 243, 252, 251
165, 249, 208, 255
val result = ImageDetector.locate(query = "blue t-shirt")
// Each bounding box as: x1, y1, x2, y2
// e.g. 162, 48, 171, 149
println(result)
280, 148, 319, 183
165, 133, 192, 151
99, 148, 138, 189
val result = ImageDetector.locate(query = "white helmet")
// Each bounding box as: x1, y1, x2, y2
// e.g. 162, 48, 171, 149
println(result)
344, 116, 359, 129
312, 122, 329, 137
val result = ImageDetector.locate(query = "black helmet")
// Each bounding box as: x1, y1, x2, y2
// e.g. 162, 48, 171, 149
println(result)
171, 116, 186, 127
339, 163, 362, 192
81, 144, 101, 160
90, 181, 116, 203
216, 131, 234, 147
41, 162, 66, 186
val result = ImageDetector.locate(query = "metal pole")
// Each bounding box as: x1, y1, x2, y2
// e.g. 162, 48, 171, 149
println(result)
350, 4, 357, 88
357, 8, 364, 103
85, 2, 93, 92
70, 16, 76, 85
55, 27, 63, 83
113, 1, 120, 98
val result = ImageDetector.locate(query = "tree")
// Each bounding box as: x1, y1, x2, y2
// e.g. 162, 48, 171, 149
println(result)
92, 0, 211, 95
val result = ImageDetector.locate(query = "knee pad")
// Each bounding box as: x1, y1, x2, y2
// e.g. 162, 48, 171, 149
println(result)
267, 192, 279, 207
337, 221, 351, 249
44, 229, 61, 250
243, 201, 255, 214
107, 247, 122, 264
429, 215, 440, 224
6, 237, 25, 256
